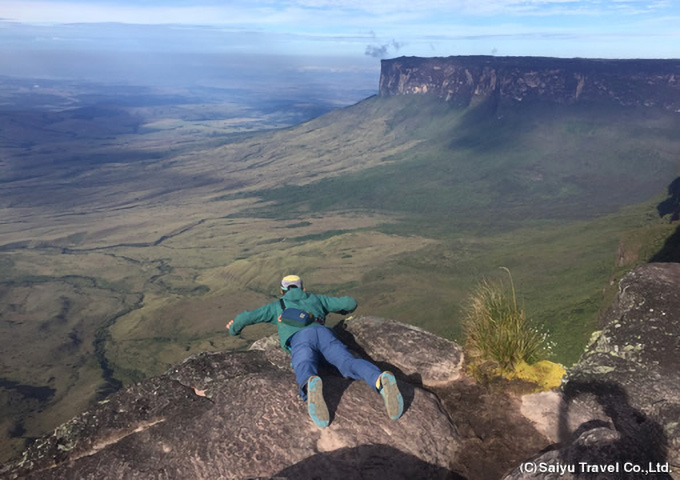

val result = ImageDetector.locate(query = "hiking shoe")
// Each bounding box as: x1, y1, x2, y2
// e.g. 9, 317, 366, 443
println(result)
379, 371, 403, 421
307, 376, 329, 428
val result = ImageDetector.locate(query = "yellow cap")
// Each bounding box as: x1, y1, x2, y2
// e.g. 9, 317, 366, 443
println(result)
281, 275, 303, 290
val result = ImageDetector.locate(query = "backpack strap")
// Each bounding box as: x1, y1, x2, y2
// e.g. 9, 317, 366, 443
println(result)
279, 298, 286, 310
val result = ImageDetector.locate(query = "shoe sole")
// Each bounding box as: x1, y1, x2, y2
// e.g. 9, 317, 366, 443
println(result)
380, 371, 404, 421
307, 376, 329, 428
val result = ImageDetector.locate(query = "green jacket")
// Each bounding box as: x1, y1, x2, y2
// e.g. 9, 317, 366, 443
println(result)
229, 288, 357, 351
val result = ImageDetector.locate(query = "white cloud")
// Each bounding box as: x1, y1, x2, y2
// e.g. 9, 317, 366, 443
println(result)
0, 1, 262, 25
0, 0, 677, 59
0, 0, 675, 26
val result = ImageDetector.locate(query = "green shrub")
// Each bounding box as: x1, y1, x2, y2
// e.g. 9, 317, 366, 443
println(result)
463, 268, 549, 376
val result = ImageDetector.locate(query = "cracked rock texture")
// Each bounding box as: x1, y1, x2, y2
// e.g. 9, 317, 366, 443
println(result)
2, 319, 461, 480
505, 263, 680, 480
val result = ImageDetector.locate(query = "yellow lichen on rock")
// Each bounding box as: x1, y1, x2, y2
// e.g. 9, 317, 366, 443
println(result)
504, 360, 566, 392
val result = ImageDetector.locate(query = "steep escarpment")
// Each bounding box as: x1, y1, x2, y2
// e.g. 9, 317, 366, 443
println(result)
379, 56, 680, 110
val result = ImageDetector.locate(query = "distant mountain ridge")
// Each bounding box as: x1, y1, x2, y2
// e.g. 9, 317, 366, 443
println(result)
379, 56, 680, 110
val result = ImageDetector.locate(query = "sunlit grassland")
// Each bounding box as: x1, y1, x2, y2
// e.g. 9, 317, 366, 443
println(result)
0, 82, 424, 460
0, 275, 140, 460
252, 98, 680, 229
1, 92, 680, 462
234, 96, 680, 364
106, 226, 437, 381
340, 198, 675, 363
4, 192, 670, 462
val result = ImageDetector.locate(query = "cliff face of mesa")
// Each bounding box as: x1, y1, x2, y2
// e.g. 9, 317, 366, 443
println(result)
379, 56, 680, 110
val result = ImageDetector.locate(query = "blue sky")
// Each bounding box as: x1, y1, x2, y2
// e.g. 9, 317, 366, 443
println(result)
1, 0, 678, 59
0, 1, 678, 95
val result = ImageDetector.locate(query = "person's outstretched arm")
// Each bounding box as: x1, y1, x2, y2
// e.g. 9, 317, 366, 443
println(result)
317, 295, 357, 316
227, 302, 279, 336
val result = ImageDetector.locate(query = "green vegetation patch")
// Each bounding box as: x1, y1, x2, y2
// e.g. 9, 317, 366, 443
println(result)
247, 97, 680, 237
2, 90, 680, 463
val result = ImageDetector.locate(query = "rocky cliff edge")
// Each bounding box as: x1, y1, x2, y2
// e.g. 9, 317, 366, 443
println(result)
3, 264, 680, 480
508, 263, 680, 480
1, 318, 468, 480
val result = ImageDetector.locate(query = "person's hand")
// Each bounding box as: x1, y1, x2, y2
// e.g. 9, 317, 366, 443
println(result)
226, 319, 233, 331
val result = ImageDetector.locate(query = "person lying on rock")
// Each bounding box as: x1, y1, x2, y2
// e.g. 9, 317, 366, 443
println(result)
226, 274, 403, 428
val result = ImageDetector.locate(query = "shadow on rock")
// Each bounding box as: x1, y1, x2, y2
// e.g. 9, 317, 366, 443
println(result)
652, 176, 680, 262
436, 379, 550, 480
656, 176, 680, 221
273, 444, 464, 480
316, 372, 417, 426
558, 380, 671, 479
330, 330, 417, 414
649, 224, 680, 263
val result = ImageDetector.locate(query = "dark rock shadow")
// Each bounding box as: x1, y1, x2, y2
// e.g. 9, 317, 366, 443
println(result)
434, 379, 550, 480
656, 176, 680, 220
649, 224, 680, 263
273, 444, 464, 480
558, 380, 671, 479
315, 366, 352, 425
651, 176, 680, 262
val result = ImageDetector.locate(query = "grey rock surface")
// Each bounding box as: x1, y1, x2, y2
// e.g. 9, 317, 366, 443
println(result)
2, 320, 461, 480
248, 333, 290, 367
505, 263, 680, 480
336, 316, 465, 387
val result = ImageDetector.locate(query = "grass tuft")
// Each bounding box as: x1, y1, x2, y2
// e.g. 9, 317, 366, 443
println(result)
463, 268, 552, 380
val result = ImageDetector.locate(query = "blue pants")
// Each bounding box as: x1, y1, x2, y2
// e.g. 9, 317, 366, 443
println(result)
288, 326, 382, 400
